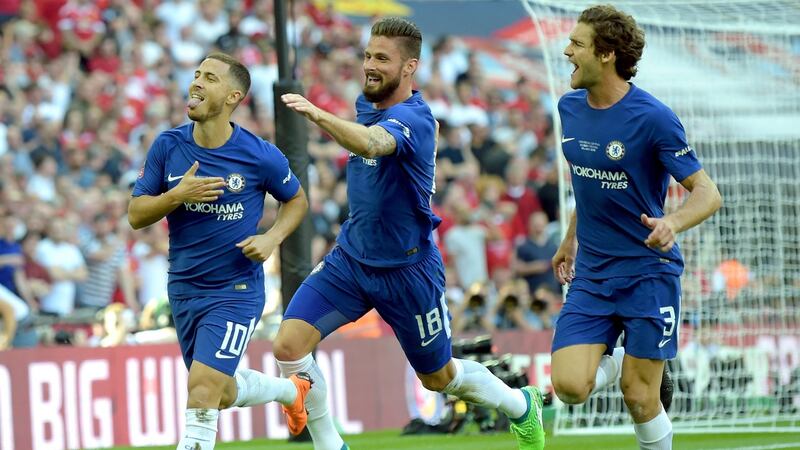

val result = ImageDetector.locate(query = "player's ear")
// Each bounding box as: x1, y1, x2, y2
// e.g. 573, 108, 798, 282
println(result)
404, 58, 418, 77
600, 50, 615, 64
227, 89, 243, 105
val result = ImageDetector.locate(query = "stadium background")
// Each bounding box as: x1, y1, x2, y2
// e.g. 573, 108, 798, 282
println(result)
0, 0, 798, 449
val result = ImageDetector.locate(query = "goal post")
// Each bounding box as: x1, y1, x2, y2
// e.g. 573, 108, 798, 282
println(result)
518, 0, 800, 435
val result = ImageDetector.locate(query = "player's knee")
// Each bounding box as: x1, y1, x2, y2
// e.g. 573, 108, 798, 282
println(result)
552, 378, 592, 404
621, 382, 659, 418
272, 335, 310, 362
187, 376, 225, 408
218, 377, 238, 409
418, 372, 452, 392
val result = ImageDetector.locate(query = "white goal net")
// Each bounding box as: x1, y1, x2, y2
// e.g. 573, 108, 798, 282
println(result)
519, 0, 800, 435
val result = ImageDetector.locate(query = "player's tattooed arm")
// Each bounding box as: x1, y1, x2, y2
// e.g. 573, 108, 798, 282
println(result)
281, 93, 396, 159
365, 125, 397, 158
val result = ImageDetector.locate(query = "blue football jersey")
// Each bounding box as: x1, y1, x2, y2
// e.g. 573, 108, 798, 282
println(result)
337, 91, 442, 268
132, 123, 300, 299
558, 84, 703, 279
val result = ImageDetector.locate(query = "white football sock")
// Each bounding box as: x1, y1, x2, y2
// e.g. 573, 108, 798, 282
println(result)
442, 358, 528, 419
592, 347, 625, 395
277, 354, 344, 450
634, 405, 672, 450
232, 368, 297, 407
176, 408, 219, 450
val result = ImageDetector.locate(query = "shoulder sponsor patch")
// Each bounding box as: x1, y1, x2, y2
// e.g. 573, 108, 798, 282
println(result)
387, 118, 411, 138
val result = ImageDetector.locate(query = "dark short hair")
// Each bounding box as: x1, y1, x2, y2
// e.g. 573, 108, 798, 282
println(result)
370, 17, 422, 60
205, 52, 251, 98
579, 5, 645, 80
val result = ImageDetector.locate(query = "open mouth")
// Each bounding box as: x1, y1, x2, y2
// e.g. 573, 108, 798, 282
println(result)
366, 74, 381, 86
571, 62, 579, 74
188, 93, 205, 109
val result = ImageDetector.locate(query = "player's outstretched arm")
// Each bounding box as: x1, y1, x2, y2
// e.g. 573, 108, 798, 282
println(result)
642, 168, 722, 252
236, 186, 308, 262
552, 210, 578, 284
128, 161, 226, 229
281, 93, 396, 159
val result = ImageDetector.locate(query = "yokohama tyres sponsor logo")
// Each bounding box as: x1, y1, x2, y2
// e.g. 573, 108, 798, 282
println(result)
184, 202, 244, 221
571, 164, 628, 181
570, 164, 629, 189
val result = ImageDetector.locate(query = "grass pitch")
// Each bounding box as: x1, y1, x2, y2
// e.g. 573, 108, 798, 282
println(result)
112, 429, 800, 450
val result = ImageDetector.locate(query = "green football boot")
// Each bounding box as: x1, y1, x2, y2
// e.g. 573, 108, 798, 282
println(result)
509, 386, 545, 450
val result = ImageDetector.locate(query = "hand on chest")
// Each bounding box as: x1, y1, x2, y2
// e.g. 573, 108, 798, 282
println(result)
165, 157, 251, 194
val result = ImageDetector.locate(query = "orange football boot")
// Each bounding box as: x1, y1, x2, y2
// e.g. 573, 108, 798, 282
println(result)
282, 372, 313, 435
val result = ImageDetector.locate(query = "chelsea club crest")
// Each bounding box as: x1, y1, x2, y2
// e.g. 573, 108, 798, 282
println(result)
226, 173, 246, 193
605, 140, 625, 161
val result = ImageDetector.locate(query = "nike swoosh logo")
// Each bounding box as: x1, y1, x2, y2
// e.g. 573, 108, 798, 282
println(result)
167, 174, 184, 182
561, 137, 575, 143
421, 333, 441, 347
658, 338, 671, 348
215, 350, 235, 359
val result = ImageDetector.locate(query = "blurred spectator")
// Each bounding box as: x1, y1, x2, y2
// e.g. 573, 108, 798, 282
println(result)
88, 36, 121, 73
435, 120, 474, 183
492, 280, 535, 331
0, 215, 36, 312
531, 283, 561, 329
131, 223, 168, 307
449, 80, 489, 130
537, 165, 560, 223
97, 303, 135, 347
444, 204, 488, 290
501, 158, 543, 240
469, 123, 509, 177
134, 294, 177, 344
20, 231, 51, 304
58, 0, 105, 58
239, 0, 272, 40
155, 0, 198, 43
430, 36, 468, 86
477, 176, 515, 282
451, 282, 494, 335
712, 255, 752, 301
78, 212, 138, 312
26, 153, 58, 202
214, 7, 248, 54
513, 211, 559, 295
0, 215, 36, 348
193, 0, 229, 49
35, 217, 87, 316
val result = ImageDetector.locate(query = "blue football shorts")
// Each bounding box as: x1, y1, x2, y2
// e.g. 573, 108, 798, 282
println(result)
551, 274, 681, 360
284, 245, 452, 374
171, 295, 265, 376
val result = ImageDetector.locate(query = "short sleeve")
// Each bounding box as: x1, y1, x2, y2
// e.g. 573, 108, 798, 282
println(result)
377, 104, 432, 159
261, 141, 301, 202
132, 135, 168, 197
652, 107, 703, 182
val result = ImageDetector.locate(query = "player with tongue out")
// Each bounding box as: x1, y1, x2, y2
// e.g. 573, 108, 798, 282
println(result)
128, 53, 312, 450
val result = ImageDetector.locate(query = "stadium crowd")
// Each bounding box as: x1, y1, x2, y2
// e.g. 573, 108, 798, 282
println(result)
0, 0, 599, 350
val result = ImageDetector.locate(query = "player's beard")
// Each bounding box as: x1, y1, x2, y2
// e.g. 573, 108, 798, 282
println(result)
363, 71, 401, 104
187, 96, 225, 122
